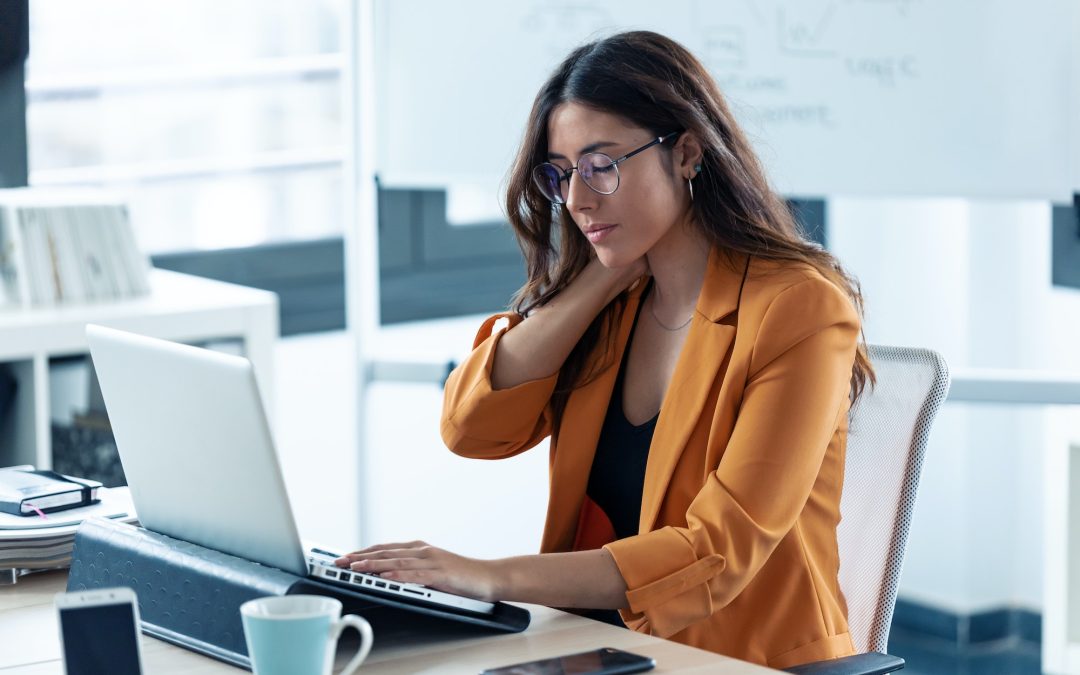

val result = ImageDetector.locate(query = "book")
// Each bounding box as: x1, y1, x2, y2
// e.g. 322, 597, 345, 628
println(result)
0, 486, 133, 531
50, 206, 87, 303
114, 205, 151, 296
0, 189, 151, 308
17, 210, 47, 305
0, 205, 25, 306
0, 466, 102, 517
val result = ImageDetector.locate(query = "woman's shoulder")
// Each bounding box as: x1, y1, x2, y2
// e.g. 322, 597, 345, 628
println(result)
741, 255, 844, 298
738, 255, 858, 324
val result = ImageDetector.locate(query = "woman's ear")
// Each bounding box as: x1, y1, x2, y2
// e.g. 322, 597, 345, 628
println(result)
674, 133, 704, 179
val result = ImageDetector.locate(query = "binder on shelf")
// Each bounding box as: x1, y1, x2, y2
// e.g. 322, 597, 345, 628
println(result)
0, 188, 151, 309
49, 207, 86, 303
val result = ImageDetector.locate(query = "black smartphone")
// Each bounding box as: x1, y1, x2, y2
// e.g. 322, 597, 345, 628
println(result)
55, 587, 143, 675
479, 647, 655, 675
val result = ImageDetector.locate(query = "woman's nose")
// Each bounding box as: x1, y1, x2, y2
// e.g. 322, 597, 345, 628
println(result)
565, 169, 596, 212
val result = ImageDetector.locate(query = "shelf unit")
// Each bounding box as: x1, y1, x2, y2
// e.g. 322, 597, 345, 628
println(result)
0, 268, 278, 469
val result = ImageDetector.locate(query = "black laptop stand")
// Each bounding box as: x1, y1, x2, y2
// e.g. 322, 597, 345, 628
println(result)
67, 518, 531, 669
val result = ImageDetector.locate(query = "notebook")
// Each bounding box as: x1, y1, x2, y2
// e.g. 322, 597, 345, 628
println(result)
0, 466, 101, 516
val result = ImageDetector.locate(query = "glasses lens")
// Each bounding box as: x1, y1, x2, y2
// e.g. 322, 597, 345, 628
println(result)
532, 164, 565, 204
579, 154, 618, 195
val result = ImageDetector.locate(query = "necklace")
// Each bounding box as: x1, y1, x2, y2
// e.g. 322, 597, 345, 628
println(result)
648, 294, 693, 331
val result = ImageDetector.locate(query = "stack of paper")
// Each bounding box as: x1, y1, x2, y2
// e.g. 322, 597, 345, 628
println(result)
0, 486, 137, 573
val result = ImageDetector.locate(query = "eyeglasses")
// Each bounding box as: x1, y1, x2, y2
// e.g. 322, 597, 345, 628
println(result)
532, 131, 680, 205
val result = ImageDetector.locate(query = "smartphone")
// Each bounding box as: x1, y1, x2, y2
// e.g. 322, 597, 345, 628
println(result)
55, 587, 144, 675
479, 646, 656, 675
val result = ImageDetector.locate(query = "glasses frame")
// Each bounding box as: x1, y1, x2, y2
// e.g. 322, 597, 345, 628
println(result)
533, 131, 681, 205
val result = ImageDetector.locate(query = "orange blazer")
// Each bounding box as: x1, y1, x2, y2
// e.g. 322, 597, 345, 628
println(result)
441, 250, 860, 669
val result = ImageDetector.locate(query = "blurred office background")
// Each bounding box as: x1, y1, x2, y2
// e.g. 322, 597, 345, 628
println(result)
2, 1, 1079, 673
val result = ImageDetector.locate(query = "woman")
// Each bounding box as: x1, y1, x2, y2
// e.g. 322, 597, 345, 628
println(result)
335, 31, 873, 669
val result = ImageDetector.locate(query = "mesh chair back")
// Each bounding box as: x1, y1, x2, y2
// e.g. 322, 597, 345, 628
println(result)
837, 345, 950, 654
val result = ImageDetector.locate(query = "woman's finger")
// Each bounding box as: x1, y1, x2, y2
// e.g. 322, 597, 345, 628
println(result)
346, 540, 426, 555
341, 546, 431, 563
335, 541, 429, 565
350, 556, 435, 574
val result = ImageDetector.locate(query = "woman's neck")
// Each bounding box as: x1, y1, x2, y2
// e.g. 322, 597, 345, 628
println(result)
645, 217, 710, 319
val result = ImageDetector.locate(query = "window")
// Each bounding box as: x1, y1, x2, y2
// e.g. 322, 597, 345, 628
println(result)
24, 0, 345, 253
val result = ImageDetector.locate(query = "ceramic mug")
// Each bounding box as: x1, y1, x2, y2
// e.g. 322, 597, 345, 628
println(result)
240, 595, 373, 675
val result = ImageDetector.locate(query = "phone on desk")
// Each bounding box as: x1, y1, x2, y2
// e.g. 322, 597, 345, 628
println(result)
480, 647, 655, 675
55, 587, 143, 675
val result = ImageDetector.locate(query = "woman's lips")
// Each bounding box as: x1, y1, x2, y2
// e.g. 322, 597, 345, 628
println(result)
584, 224, 618, 243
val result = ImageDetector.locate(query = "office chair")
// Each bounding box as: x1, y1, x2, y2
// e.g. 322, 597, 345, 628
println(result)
785, 345, 951, 675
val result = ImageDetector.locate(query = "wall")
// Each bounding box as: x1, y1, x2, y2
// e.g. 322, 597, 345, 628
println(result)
829, 198, 1080, 613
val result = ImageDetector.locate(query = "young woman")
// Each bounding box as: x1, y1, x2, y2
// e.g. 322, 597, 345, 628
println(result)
336, 31, 873, 669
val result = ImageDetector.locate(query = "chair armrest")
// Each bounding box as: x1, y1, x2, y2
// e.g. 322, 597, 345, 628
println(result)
782, 651, 905, 675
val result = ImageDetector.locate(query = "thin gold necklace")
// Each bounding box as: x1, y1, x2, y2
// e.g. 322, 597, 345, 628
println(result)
648, 293, 693, 331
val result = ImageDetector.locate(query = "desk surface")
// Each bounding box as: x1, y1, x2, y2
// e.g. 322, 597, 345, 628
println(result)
0, 571, 778, 674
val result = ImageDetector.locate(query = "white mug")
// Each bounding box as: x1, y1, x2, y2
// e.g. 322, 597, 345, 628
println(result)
241, 595, 373, 675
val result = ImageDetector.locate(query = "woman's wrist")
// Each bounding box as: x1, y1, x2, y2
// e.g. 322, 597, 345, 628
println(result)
485, 557, 514, 602
475, 551, 628, 608
578, 258, 645, 306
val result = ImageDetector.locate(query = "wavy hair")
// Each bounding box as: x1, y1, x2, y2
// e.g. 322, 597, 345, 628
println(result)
504, 31, 874, 431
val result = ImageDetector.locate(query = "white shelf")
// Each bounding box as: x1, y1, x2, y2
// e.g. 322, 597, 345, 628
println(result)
0, 268, 278, 470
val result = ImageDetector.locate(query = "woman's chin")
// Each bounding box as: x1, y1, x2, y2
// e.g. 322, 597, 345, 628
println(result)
593, 247, 630, 269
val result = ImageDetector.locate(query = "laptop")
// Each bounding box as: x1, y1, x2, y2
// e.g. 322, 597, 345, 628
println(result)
85, 324, 494, 616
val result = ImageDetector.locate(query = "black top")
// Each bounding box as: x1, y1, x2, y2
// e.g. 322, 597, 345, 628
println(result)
586, 282, 658, 541
582, 282, 658, 628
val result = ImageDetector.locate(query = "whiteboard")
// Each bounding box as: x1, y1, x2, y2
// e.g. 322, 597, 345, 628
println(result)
373, 0, 1074, 201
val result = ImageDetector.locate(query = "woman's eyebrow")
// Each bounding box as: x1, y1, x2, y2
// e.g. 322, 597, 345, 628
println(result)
547, 141, 620, 160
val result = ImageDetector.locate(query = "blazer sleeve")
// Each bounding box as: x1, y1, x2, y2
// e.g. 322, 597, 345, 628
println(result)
603, 277, 860, 638
440, 312, 558, 460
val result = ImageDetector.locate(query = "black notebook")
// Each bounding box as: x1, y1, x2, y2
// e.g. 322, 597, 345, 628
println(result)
0, 466, 102, 516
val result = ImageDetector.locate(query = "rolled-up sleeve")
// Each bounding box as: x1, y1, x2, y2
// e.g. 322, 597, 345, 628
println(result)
604, 278, 860, 637
441, 312, 558, 460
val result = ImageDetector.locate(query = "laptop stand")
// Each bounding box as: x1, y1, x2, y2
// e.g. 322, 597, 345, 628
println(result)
67, 518, 531, 669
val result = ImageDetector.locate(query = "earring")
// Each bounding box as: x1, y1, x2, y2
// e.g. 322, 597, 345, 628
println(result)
687, 163, 701, 202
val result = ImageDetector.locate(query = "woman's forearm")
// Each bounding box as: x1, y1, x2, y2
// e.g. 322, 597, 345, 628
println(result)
492, 549, 628, 609
491, 260, 642, 390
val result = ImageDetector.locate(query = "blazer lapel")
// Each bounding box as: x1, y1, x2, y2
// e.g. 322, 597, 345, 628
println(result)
541, 280, 649, 552
638, 251, 748, 532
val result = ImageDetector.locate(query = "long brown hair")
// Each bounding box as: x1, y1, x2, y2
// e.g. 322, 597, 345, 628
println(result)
504, 31, 874, 431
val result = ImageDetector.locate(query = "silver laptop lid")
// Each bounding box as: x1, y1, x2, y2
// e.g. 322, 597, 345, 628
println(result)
85, 324, 308, 576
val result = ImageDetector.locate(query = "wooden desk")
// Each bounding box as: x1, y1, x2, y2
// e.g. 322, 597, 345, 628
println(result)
0, 571, 778, 674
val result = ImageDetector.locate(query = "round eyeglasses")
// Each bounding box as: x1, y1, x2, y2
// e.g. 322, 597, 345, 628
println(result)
532, 131, 680, 205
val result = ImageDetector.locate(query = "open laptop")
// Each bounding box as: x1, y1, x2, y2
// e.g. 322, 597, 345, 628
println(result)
85, 324, 494, 616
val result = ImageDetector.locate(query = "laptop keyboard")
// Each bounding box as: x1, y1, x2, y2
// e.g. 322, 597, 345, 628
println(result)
305, 550, 495, 615
317, 562, 414, 594
307, 552, 433, 597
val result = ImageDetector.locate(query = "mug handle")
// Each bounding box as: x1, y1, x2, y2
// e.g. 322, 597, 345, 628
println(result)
330, 614, 373, 675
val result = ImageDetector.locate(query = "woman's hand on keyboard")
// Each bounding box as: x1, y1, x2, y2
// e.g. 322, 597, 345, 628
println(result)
335, 541, 501, 602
